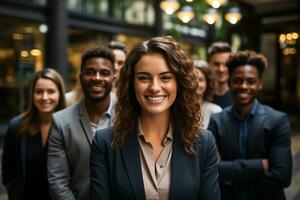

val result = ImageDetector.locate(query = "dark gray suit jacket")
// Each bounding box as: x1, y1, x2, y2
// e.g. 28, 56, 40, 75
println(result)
48, 100, 94, 200
208, 101, 292, 200
90, 127, 220, 200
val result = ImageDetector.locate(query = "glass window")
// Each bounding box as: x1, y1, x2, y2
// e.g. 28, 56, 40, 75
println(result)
113, 0, 155, 25
0, 18, 45, 121
67, 0, 109, 16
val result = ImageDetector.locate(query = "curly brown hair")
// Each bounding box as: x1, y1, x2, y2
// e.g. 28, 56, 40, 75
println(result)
112, 36, 201, 154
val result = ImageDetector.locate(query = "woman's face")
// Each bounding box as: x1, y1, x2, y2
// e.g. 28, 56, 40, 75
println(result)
195, 69, 207, 96
134, 53, 177, 117
33, 78, 60, 115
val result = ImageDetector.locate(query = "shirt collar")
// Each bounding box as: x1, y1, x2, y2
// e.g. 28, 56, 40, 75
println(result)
137, 119, 173, 144
232, 99, 258, 120
105, 92, 116, 118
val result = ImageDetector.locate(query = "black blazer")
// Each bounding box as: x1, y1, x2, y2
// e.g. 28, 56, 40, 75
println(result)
2, 116, 26, 200
208, 101, 292, 200
90, 127, 220, 200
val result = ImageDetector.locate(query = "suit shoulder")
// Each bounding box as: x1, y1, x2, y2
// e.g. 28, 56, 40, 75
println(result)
210, 106, 231, 120
9, 115, 22, 127
195, 129, 215, 147
53, 104, 77, 120
94, 127, 114, 143
261, 104, 287, 119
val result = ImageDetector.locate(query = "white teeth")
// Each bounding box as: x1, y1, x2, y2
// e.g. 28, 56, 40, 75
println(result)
146, 96, 166, 103
92, 86, 103, 91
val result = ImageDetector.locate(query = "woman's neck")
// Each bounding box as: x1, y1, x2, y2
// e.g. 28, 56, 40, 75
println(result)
39, 113, 52, 125
139, 111, 170, 142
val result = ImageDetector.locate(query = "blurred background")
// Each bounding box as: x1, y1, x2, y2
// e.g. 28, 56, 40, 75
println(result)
0, 0, 299, 199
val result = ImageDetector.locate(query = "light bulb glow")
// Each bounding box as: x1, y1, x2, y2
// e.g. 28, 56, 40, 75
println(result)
31, 49, 41, 57
21, 50, 29, 57
177, 6, 195, 23
225, 8, 242, 24
160, 0, 180, 15
203, 9, 219, 24
212, 1, 221, 8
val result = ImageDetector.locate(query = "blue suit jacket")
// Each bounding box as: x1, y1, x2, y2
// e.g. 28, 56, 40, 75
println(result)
208, 101, 292, 200
90, 127, 220, 200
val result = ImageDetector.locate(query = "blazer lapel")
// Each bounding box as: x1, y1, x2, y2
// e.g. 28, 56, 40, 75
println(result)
120, 131, 146, 200
77, 100, 93, 146
224, 110, 240, 157
169, 133, 193, 199
248, 103, 266, 156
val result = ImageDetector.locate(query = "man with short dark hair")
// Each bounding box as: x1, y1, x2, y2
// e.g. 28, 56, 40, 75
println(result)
208, 50, 292, 200
48, 46, 116, 200
208, 42, 233, 108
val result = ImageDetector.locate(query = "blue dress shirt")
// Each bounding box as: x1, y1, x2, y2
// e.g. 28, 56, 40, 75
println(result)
232, 100, 258, 158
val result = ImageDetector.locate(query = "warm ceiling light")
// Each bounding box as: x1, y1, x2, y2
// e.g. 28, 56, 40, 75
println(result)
185, 0, 194, 2
21, 50, 29, 58
292, 32, 298, 40
286, 33, 292, 40
31, 49, 42, 56
283, 47, 296, 55
225, 7, 242, 24
206, 0, 227, 8
160, 0, 180, 15
13, 33, 23, 40
279, 34, 286, 43
177, 6, 195, 23
202, 8, 220, 24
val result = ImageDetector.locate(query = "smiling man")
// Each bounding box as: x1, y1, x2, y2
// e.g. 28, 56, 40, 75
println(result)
48, 47, 116, 200
208, 50, 292, 200
208, 42, 233, 108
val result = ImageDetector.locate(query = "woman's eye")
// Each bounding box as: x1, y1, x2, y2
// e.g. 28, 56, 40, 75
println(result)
161, 75, 172, 81
47, 89, 56, 94
34, 89, 43, 94
138, 76, 150, 81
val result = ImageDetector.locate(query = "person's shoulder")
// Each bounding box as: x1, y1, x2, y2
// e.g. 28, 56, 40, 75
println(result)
9, 115, 22, 126
203, 101, 222, 113
53, 102, 78, 119
94, 127, 114, 143
211, 106, 231, 119
259, 103, 287, 119
195, 129, 215, 146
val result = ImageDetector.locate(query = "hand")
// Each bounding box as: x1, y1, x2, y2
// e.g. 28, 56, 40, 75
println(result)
262, 159, 269, 173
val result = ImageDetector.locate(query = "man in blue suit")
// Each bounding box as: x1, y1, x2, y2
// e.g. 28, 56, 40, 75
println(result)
208, 50, 292, 200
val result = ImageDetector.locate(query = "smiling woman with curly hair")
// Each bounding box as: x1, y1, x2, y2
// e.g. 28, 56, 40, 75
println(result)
90, 36, 220, 200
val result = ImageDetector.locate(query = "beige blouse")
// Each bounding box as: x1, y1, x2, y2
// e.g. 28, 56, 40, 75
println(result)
137, 121, 173, 200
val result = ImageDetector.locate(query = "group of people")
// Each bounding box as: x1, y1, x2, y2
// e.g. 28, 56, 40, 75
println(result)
1, 35, 292, 200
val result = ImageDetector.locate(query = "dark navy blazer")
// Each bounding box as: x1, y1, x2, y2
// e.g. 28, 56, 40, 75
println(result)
2, 116, 28, 200
90, 127, 220, 200
208, 101, 292, 200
